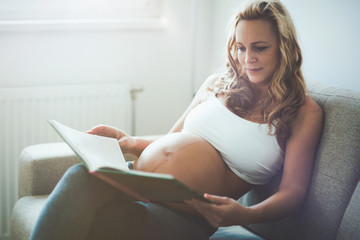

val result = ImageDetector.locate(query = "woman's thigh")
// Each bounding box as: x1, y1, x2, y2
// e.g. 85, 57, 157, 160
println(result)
88, 201, 216, 240
33, 164, 214, 240
30, 164, 131, 240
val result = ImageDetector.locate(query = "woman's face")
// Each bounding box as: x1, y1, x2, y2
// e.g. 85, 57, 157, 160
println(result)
235, 19, 280, 85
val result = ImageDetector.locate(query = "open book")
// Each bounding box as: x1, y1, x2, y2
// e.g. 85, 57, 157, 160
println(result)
48, 120, 208, 203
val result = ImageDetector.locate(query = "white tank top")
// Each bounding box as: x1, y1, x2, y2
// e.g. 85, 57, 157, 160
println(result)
182, 93, 284, 185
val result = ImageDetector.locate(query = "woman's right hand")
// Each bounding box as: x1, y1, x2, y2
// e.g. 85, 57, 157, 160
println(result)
87, 125, 135, 155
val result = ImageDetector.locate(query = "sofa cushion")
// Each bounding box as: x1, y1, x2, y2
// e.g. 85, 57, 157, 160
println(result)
11, 195, 48, 240
237, 82, 360, 240
336, 180, 360, 240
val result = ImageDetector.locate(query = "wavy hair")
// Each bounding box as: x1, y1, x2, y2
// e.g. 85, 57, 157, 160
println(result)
214, 0, 306, 140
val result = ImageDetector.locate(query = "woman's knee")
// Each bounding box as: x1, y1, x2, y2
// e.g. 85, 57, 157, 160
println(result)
60, 164, 125, 199
55, 163, 96, 192
67, 163, 87, 174
63, 163, 89, 181
69, 163, 87, 173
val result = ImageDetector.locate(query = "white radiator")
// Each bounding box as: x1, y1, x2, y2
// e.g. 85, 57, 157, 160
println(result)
0, 83, 132, 239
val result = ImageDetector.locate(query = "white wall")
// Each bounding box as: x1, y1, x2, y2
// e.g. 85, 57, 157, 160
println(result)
207, 0, 360, 91
0, 0, 195, 136
285, 0, 360, 90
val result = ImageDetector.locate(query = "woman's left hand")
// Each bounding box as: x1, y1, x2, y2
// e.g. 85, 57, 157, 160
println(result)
185, 193, 250, 228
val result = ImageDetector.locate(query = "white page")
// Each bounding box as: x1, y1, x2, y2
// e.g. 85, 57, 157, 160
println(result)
49, 120, 129, 172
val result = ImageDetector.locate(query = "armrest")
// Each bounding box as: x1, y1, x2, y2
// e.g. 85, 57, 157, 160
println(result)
18, 142, 80, 198
18, 142, 137, 198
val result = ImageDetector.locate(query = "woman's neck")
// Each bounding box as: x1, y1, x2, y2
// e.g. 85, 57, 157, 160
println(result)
251, 84, 270, 102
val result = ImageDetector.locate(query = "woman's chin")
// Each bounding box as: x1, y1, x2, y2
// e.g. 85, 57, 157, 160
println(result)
247, 77, 272, 86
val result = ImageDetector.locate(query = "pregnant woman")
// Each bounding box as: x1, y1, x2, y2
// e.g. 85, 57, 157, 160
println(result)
30, 0, 323, 239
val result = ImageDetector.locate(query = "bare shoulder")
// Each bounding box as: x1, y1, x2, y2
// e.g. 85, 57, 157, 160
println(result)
195, 74, 222, 102
299, 95, 322, 119
167, 74, 222, 133
200, 73, 222, 91
292, 95, 323, 132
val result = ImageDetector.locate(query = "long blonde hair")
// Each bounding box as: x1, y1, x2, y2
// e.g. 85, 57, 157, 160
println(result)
215, 0, 306, 140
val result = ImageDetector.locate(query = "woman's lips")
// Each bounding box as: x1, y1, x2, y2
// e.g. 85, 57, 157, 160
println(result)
246, 67, 262, 75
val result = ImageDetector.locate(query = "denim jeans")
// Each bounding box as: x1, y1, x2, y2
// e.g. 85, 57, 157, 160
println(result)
30, 164, 216, 240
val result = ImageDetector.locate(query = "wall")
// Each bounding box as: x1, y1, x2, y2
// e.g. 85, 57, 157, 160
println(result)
0, 0, 195, 136
208, 0, 360, 91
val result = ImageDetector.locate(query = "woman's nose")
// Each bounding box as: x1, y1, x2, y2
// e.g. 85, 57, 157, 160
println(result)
245, 51, 256, 63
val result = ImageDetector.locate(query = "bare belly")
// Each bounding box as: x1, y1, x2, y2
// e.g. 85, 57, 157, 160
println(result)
133, 132, 253, 200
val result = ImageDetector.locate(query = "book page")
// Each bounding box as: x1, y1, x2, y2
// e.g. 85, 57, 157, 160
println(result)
49, 120, 129, 172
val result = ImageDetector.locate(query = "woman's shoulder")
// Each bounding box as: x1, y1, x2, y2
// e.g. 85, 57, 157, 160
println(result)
300, 95, 322, 116
202, 73, 222, 90
196, 74, 222, 98
190, 74, 222, 105
292, 95, 323, 131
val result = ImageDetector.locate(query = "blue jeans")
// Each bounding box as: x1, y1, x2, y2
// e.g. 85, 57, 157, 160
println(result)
30, 164, 216, 240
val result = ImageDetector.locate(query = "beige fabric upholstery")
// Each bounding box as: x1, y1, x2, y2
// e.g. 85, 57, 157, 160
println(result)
12, 143, 79, 240
11, 196, 48, 240
18, 143, 80, 198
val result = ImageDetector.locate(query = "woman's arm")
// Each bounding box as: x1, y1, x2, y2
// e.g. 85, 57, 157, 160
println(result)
187, 95, 323, 227
246, 96, 323, 223
88, 74, 220, 158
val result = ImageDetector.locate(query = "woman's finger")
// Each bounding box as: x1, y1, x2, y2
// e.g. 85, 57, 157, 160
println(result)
204, 194, 232, 205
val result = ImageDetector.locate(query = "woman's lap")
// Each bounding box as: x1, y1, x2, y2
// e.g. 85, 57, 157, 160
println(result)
88, 201, 214, 240
30, 164, 215, 240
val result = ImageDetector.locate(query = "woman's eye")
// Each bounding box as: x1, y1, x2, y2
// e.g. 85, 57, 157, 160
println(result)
237, 47, 246, 52
254, 46, 268, 52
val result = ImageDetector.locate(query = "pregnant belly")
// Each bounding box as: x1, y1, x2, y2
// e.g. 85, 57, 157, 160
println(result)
133, 132, 251, 198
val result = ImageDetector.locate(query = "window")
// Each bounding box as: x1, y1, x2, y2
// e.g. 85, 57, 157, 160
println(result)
0, 0, 165, 31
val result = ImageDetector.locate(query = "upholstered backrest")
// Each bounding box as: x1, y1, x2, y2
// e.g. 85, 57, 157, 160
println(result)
239, 82, 360, 240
